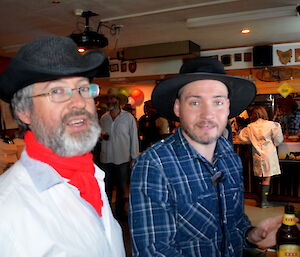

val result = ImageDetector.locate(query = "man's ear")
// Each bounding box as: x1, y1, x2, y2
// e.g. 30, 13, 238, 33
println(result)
173, 99, 180, 118
16, 110, 31, 125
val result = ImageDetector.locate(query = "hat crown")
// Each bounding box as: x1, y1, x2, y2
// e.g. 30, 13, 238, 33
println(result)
15, 36, 83, 71
152, 56, 256, 121
0, 35, 105, 103
179, 57, 226, 75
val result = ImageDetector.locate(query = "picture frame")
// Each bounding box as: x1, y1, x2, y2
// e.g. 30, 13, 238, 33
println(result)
109, 64, 119, 72
244, 52, 252, 62
121, 62, 127, 72
295, 48, 300, 62
128, 61, 137, 73
234, 53, 242, 62
221, 54, 232, 66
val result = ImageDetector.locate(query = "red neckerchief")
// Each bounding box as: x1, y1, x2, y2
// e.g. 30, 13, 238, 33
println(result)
24, 131, 103, 216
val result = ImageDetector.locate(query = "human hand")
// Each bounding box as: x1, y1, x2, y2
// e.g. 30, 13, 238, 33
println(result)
247, 215, 282, 249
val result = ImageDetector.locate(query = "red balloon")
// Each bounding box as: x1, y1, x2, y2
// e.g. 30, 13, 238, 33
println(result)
130, 88, 144, 106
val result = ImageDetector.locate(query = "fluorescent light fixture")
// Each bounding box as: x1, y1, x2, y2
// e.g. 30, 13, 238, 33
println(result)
186, 6, 296, 28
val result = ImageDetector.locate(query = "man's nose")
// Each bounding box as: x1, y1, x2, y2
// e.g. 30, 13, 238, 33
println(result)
199, 102, 215, 118
68, 90, 86, 109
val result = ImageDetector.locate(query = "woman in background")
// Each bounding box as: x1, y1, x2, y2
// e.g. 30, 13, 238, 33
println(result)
239, 106, 284, 208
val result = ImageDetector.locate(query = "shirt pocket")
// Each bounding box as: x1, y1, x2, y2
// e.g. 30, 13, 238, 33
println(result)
175, 192, 219, 243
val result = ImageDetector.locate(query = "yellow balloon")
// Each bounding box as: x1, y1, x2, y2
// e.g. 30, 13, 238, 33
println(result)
118, 87, 130, 97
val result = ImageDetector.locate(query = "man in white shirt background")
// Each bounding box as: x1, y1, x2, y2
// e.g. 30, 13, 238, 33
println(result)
99, 90, 139, 221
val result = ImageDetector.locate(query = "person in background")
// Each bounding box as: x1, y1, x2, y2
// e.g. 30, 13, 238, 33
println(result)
287, 99, 300, 136
138, 100, 169, 151
0, 35, 125, 257
239, 106, 284, 208
129, 57, 286, 257
273, 95, 297, 136
99, 90, 139, 221
123, 103, 136, 117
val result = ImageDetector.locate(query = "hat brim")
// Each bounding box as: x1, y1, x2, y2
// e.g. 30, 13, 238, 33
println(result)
102, 93, 129, 106
0, 49, 105, 103
152, 72, 256, 121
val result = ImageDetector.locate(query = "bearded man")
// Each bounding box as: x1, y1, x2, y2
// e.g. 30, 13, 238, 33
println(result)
0, 36, 125, 257
129, 57, 288, 257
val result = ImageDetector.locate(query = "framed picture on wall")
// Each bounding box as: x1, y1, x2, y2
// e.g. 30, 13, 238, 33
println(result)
244, 52, 252, 62
121, 62, 127, 72
221, 54, 232, 66
109, 64, 119, 72
295, 48, 300, 62
234, 53, 242, 62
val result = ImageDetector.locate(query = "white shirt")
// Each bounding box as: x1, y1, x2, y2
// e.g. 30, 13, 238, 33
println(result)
100, 109, 139, 165
0, 151, 125, 257
239, 119, 284, 177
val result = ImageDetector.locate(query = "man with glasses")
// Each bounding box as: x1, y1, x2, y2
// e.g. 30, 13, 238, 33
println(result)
129, 57, 288, 257
0, 36, 125, 257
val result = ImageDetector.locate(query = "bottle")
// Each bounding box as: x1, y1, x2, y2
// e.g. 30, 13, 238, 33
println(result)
276, 205, 300, 257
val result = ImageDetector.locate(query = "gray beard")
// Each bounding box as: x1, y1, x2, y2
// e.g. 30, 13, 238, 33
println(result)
30, 109, 101, 157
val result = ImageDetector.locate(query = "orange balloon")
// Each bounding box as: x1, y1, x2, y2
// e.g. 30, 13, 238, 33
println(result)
131, 88, 143, 98
130, 88, 144, 106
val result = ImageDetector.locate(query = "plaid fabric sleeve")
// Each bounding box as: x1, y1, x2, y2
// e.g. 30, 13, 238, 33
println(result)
129, 154, 185, 257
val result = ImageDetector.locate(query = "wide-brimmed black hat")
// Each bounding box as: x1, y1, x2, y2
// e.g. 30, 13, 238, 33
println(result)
0, 35, 105, 102
152, 57, 256, 121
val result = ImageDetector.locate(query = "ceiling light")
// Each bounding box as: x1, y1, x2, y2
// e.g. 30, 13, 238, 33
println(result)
241, 28, 250, 34
186, 6, 296, 28
77, 47, 86, 53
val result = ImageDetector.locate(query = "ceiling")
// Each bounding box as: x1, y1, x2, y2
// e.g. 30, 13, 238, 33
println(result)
1, 0, 300, 58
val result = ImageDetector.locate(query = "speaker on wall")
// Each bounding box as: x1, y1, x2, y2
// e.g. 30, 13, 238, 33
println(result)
253, 45, 273, 67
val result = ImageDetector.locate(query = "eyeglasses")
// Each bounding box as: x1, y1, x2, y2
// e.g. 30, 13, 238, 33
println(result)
30, 83, 100, 103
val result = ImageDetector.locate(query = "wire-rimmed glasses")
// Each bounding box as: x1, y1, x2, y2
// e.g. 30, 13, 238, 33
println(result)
30, 83, 100, 103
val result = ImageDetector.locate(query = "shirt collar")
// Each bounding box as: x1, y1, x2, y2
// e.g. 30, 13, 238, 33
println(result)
20, 150, 64, 192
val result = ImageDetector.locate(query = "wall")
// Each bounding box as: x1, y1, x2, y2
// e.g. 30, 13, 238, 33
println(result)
108, 42, 300, 76
103, 42, 300, 112
1, 42, 300, 119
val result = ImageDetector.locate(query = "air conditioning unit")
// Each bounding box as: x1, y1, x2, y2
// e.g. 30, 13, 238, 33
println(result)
120, 40, 200, 61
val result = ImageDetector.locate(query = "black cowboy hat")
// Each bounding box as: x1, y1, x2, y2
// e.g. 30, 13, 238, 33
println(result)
0, 35, 105, 102
152, 57, 256, 121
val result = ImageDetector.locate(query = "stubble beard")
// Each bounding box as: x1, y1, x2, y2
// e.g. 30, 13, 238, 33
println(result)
30, 109, 101, 157
182, 120, 223, 145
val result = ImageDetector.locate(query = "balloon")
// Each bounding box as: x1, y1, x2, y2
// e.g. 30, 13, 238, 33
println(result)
118, 87, 130, 97
130, 88, 144, 106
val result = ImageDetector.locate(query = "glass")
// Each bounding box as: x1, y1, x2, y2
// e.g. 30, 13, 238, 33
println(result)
30, 83, 100, 103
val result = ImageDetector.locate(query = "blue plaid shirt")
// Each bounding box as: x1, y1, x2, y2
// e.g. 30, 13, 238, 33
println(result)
129, 128, 252, 257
